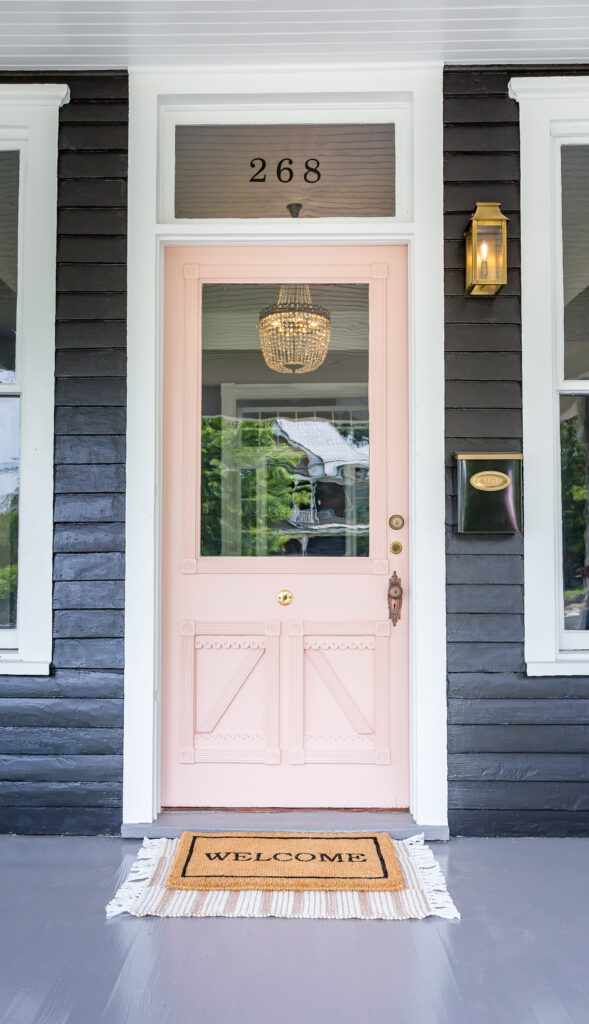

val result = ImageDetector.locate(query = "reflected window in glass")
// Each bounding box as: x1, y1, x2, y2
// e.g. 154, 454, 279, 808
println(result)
0, 397, 18, 627
0, 150, 18, 385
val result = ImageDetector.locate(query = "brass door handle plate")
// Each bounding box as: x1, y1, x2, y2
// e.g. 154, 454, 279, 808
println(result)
388, 572, 403, 626
277, 589, 293, 606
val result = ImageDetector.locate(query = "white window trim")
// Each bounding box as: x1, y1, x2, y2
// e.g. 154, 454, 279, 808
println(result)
510, 76, 589, 675
0, 84, 70, 675
125, 65, 446, 828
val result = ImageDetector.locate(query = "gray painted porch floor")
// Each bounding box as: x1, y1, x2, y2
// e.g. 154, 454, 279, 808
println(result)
0, 836, 587, 1024
122, 809, 449, 841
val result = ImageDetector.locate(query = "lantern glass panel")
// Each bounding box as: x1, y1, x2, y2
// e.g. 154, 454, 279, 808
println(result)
561, 145, 589, 379
475, 224, 503, 284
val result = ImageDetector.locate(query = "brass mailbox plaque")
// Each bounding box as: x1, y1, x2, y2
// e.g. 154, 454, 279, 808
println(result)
469, 470, 510, 492
456, 453, 523, 534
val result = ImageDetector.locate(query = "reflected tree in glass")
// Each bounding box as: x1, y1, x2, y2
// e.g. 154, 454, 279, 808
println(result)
0, 397, 19, 627
561, 398, 589, 629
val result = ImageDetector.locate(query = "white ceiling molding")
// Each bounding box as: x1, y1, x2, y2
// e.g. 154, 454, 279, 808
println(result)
3, 1, 589, 68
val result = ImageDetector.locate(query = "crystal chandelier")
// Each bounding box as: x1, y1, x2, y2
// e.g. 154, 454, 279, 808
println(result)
258, 284, 330, 374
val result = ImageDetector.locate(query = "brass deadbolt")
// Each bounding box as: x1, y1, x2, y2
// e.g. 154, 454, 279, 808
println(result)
390, 541, 402, 554
277, 589, 293, 606
389, 514, 405, 530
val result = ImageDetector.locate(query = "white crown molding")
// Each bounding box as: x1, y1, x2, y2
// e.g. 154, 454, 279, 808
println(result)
509, 76, 589, 102
0, 83, 70, 107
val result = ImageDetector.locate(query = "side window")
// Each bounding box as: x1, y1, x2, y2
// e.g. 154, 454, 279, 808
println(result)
0, 150, 19, 633
559, 145, 589, 632
0, 85, 69, 673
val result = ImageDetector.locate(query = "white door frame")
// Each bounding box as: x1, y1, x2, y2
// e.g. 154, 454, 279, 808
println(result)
124, 64, 447, 828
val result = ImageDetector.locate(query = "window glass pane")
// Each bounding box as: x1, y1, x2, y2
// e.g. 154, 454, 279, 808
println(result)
175, 124, 395, 219
200, 283, 369, 557
560, 394, 589, 629
561, 145, 589, 379
0, 150, 18, 384
0, 397, 19, 627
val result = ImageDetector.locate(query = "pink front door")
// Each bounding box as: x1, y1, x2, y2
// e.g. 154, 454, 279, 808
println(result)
162, 245, 409, 808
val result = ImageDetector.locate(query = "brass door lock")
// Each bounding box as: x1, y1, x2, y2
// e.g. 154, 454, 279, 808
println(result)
277, 589, 293, 606
387, 572, 403, 626
389, 541, 402, 554
389, 514, 405, 530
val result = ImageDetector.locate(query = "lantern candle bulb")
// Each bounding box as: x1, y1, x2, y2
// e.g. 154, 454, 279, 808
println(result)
480, 242, 489, 280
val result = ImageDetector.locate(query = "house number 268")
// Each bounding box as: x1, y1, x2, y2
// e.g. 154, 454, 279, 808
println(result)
249, 158, 321, 183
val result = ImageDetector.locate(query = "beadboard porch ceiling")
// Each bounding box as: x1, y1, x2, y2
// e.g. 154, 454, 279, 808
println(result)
1, 0, 589, 68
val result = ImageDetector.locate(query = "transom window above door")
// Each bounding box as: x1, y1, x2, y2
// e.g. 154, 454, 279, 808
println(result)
157, 100, 412, 223
174, 124, 395, 219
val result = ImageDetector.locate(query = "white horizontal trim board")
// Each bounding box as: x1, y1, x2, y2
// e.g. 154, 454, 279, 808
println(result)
511, 75, 589, 675
0, 84, 69, 676
124, 65, 446, 828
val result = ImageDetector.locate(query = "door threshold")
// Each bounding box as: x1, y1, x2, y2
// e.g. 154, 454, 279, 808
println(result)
122, 809, 449, 841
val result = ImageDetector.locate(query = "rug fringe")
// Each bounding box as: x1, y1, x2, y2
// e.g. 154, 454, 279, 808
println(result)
403, 833, 460, 919
106, 838, 165, 919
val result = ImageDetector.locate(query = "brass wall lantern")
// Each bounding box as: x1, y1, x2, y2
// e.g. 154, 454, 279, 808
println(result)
464, 202, 508, 296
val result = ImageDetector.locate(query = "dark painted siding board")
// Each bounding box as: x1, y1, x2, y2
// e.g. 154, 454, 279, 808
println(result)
0, 808, 122, 835
0, 698, 123, 728
0, 671, 123, 699
53, 581, 125, 609
0, 782, 123, 807
448, 753, 589, 781
447, 725, 589, 754
449, 810, 589, 837
449, 782, 589, 811
54, 436, 125, 464
53, 610, 125, 638
444, 65, 589, 838
0, 728, 123, 755
0, 72, 127, 837
54, 494, 125, 523
0, 754, 123, 782
53, 523, 126, 553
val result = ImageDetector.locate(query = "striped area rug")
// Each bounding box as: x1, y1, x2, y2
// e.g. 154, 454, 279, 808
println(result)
107, 834, 460, 921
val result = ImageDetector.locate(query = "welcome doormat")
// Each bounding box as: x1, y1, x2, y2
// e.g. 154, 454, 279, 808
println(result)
107, 833, 460, 920
167, 831, 405, 892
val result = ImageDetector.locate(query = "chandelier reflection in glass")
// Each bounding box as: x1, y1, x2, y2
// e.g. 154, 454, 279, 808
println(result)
258, 284, 331, 374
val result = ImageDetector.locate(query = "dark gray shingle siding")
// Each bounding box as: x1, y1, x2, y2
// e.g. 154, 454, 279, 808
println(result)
0, 72, 127, 836
444, 65, 589, 836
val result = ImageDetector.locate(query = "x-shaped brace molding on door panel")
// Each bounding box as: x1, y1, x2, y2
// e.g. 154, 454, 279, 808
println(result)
179, 620, 280, 764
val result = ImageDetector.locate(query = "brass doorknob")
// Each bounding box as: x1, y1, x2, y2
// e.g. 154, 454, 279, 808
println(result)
277, 590, 293, 606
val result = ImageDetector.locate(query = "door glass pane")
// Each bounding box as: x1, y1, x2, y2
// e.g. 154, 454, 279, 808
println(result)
175, 124, 395, 219
200, 283, 369, 557
0, 150, 19, 384
0, 397, 19, 627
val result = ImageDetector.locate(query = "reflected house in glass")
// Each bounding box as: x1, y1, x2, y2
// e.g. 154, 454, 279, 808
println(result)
272, 417, 369, 556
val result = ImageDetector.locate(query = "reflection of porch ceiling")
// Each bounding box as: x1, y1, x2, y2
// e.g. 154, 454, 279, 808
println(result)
202, 283, 368, 352
2, 1, 589, 66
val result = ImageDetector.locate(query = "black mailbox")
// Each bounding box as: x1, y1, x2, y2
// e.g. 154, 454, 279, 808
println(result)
456, 453, 523, 534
